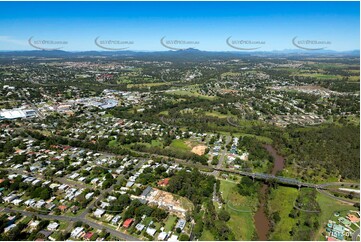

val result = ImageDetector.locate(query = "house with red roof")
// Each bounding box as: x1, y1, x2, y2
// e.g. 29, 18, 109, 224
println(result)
58, 205, 68, 212
327, 237, 337, 241
157, 178, 170, 187
123, 218, 134, 228
83, 232, 94, 241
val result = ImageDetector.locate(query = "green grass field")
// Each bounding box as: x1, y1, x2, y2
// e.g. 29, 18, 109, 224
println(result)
159, 110, 169, 115
167, 90, 217, 100
170, 139, 190, 151
205, 111, 238, 119
199, 229, 215, 241
108, 140, 118, 147
164, 215, 177, 232
219, 180, 257, 240
268, 187, 299, 240
151, 139, 163, 148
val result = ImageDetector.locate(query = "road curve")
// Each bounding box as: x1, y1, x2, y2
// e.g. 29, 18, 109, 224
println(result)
317, 188, 357, 206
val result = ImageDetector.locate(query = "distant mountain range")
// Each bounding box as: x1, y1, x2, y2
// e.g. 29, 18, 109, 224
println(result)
0, 48, 359, 60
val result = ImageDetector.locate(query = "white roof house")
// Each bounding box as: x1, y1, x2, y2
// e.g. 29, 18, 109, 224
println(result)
71, 227, 84, 238
168, 235, 179, 241
93, 209, 105, 218
4, 224, 17, 233
29, 220, 41, 229
111, 215, 121, 224
69, 173, 80, 179
158, 232, 168, 241
135, 223, 145, 231
47, 222, 59, 231
146, 227, 157, 236
12, 199, 23, 206
3, 194, 17, 203
85, 192, 94, 200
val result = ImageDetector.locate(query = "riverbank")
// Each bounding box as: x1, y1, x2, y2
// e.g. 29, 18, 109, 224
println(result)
253, 144, 285, 240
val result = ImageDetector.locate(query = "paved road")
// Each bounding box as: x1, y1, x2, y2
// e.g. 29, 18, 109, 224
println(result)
317, 188, 357, 206
352, 229, 360, 241
212, 135, 231, 177
318, 182, 360, 189
3, 208, 73, 221
3, 206, 139, 241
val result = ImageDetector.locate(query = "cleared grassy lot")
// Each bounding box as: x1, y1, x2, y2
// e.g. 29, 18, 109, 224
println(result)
219, 179, 257, 240
170, 139, 190, 151
268, 186, 299, 240
199, 229, 215, 241
164, 215, 177, 232
167, 90, 217, 100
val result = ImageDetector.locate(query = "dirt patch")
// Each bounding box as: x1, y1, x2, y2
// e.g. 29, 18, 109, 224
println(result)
191, 145, 208, 156
184, 140, 193, 148
145, 188, 191, 218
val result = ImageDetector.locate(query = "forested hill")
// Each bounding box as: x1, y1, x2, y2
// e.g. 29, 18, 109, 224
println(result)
275, 124, 360, 180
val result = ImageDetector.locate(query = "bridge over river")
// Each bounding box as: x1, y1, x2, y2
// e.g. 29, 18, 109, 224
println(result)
214, 167, 322, 189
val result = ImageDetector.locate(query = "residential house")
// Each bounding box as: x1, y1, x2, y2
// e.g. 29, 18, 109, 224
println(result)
93, 209, 105, 218
47, 222, 59, 231
71, 227, 84, 238
146, 227, 156, 237
158, 232, 168, 241
175, 219, 186, 231
83, 232, 94, 241
123, 218, 134, 228
135, 223, 145, 231
168, 235, 179, 241
111, 215, 121, 225
3, 194, 17, 203
4, 224, 17, 233
12, 199, 23, 206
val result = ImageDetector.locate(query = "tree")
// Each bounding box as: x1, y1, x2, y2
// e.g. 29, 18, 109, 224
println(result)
40, 188, 51, 200
237, 177, 258, 196
218, 210, 230, 222
272, 211, 281, 223
152, 208, 168, 222
211, 156, 219, 166
193, 221, 203, 239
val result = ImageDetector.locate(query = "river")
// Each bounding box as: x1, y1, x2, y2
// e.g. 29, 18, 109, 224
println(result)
253, 144, 285, 241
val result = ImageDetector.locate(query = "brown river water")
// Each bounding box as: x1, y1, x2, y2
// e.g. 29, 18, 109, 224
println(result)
253, 144, 285, 241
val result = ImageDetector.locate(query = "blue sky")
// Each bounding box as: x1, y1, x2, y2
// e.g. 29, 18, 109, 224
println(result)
0, 1, 359, 51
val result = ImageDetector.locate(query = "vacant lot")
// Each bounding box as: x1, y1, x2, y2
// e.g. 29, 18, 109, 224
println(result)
268, 187, 299, 240
219, 180, 257, 240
